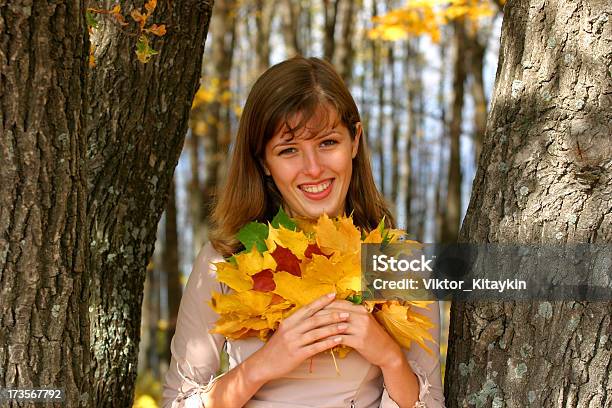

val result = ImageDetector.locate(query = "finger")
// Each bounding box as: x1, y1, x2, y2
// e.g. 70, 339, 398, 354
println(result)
296, 311, 349, 334
301, 335, 344, 357
299, 322, 348, 346
286, 292, 337, 323
323, 300, 368, 313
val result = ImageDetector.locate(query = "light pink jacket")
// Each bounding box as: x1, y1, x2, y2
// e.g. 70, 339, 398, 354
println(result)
162, 242, 446, 408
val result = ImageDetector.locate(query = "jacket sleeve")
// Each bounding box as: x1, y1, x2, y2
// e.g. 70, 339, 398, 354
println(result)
379, 301, 446, 408
162, 243, 227, 408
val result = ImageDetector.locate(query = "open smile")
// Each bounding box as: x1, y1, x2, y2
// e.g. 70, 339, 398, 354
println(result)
298, 178, 334, 200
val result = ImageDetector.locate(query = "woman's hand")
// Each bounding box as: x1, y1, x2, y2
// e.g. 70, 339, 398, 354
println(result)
317, 300, 404, 369
248, 292, 350, 383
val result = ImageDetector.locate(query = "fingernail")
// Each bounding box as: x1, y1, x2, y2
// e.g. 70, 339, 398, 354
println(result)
339, 312, 349, 318
327, 292, 336, 299
338, 324, 347, 330
334, 336, 342, 342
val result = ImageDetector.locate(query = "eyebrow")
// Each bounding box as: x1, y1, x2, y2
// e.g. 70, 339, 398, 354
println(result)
273, 128, 339, 150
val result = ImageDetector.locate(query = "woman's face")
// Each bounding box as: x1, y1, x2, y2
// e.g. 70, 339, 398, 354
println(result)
262, 105, 361, 220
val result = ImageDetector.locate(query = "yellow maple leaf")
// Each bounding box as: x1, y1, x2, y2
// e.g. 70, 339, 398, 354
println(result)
235, 246, 277, 276
273, 271, 335, 308
214, 261, 252, 292
371, 301, 435, 354
314, 213, 361, 254
265, 224, 310, 258
209, 291, 273, 316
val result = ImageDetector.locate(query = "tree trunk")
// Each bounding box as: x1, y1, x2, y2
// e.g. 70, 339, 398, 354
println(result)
334, 0, 356, 86
0, 1, 90, 405
390, 44, 400, 209
190, 0, 237, 254
441, 19, 467, 243
254, 0, 274, 75
85, 0, 213, 406
435, 29, 448, 242
404, 40, 417, 231
445, 1, 611, 406
323, 0, 340, 62
281, 0, 302, 57
163, 178, 182, 367
466, 25, 487, 167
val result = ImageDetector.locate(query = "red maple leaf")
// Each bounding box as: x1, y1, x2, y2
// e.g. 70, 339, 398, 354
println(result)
252, 269, 276, 292
304, 243, 329, 259
271, 245, 302, 277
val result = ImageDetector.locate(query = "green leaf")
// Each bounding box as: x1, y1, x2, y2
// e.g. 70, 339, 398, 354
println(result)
86, 10, 99, 29
237, 221, 269, 253
346, 294, 363, 304
135, 35, 159, 63
271, 207, 297, 231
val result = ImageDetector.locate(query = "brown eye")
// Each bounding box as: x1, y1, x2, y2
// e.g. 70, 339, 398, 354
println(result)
279, 147, 297, 155
321, 139, 338, 147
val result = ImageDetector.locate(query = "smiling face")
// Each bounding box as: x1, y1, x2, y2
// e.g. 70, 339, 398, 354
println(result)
262, 104, 361, 220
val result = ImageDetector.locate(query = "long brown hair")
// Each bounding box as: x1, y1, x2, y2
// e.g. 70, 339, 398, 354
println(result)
209, 56, 395, 257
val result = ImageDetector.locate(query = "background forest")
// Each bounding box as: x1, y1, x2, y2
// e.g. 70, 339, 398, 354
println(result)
3, 0, 609, 406
135, 0, 505, 406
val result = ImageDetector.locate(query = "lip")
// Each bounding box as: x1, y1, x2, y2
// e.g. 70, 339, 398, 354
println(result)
298, 178, 334, 200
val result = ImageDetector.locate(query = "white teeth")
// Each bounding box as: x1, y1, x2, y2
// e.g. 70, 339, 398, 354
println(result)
300, 180, 331, 193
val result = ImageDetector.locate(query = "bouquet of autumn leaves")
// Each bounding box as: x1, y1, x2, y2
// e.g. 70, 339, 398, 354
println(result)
209, 208, 435, 360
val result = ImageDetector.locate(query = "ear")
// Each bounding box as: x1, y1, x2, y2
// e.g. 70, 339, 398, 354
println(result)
351, 122, 362, 159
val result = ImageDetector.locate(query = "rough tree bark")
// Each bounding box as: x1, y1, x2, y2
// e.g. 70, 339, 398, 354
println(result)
0, 1, 90, 406
85, 0, 213, 406
445, 0, 611, 406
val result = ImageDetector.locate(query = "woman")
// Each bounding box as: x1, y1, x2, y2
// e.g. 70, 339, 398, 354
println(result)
163, 57, 445, 408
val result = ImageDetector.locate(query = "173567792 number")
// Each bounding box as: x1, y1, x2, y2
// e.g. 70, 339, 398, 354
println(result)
0, 388, 64, 402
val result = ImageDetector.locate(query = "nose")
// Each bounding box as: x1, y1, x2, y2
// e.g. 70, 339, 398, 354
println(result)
301, 148, 324, 179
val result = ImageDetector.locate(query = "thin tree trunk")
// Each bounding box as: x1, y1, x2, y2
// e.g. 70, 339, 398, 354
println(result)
323, 0, 340, 62
189, 0, 237, 253
334, 0, 356, 86
281, 0, 302, 57
467, 26, 487, 166
254, 0, 274, 75
441, 19, 467, 243
85, 0, 213, 405
163, 178, 181, 368
435, 28, 448, 242
446, 0, 612, 406
390, 44, 400, 208
404, 40, 417, 230
0, 1, 90, 405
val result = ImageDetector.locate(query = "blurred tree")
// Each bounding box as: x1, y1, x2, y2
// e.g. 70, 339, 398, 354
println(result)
254, 0, 275, 75
334, 0, 357, 86
190, 0, 237, 253
446, 0, 611, 405
281, 0, 303, 56
440, 18, 466, 243
323, 0, 340, 62
162, 179, 181, 368
0, 1, 212, 407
